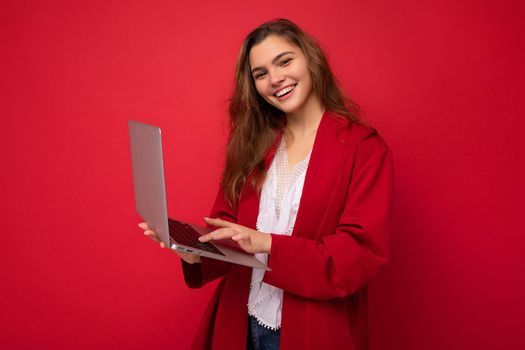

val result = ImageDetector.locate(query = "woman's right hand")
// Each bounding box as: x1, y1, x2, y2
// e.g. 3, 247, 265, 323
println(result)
138, 222, 201, 264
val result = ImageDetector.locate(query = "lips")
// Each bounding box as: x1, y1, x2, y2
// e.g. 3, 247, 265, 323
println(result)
274, 84, 297, 97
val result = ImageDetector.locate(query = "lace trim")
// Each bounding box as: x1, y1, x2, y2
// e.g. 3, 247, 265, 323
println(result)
248, 312, 281, 331
274, 137, 311, 219
247, 310, 281, 330
247, 284, 281, 330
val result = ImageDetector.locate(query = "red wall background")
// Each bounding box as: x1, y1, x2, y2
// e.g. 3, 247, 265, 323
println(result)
2, 1, 524, 349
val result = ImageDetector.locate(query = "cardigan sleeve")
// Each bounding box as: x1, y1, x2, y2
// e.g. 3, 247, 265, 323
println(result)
181, 187, 235, 288
262, 132, 394, 300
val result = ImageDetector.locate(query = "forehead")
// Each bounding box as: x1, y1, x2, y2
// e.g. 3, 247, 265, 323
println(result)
249, 35, 300, 67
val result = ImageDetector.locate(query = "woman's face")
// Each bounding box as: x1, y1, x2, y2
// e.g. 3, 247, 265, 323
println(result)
249, 35, 315, 117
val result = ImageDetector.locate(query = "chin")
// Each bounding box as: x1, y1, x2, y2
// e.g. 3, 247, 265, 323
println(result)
271, 98, 303, 115
278, 101, 304, 115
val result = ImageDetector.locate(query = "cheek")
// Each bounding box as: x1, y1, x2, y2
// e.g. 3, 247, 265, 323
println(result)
299, 66, 311, 83
290, 64, 309, 84
298, 67, 313, 91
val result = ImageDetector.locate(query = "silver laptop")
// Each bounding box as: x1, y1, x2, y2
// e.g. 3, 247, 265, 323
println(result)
128, 120, 269, 270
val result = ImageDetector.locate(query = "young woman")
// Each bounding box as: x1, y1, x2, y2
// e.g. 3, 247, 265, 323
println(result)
139, 18, 393, 350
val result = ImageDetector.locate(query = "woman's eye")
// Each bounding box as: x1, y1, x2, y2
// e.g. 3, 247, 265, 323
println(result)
280, 58, 292, 66
255, 72, 266, 79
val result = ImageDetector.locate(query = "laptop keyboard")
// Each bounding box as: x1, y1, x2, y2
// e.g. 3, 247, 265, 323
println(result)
168, 219, 225, 256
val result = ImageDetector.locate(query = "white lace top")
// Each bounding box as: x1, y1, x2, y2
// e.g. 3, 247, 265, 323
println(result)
247, 137, 311, 330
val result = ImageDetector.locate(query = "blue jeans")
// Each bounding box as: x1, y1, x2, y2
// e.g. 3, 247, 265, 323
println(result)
246, 315, 281, 350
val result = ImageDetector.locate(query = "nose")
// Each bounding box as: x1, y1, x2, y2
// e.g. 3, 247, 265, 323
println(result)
269, 69, 285, 86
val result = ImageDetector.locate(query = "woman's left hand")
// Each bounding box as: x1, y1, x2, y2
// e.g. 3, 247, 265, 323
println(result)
200, 217, 272, 254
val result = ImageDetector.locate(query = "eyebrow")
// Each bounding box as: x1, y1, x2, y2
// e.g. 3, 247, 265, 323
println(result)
250, 51, 295, 74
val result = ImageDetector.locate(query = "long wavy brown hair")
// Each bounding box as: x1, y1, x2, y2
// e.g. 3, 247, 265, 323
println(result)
222, 18, 361, 208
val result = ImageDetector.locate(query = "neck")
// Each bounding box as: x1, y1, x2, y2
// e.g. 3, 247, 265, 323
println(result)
285, 95, 325, 138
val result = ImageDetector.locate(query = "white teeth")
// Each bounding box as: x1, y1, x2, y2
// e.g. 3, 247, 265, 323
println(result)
275, 85, 295, 97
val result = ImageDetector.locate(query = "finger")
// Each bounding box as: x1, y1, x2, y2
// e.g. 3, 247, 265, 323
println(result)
144, 230, 161, 243
160, 241, 166, 249
138, 222, 150, 230
198, 228, 235, 242
144, 230, 157, 236
204, 217, 235, 228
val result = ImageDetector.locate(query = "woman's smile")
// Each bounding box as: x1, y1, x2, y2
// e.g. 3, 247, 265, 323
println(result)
274, 83, 297, 99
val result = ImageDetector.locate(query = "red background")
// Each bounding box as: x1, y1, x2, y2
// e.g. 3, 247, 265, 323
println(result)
2, 1, 524, 349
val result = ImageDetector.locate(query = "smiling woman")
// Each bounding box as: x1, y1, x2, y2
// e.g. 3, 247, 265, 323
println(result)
249, 36, 318, 118
140, 18, 393, 350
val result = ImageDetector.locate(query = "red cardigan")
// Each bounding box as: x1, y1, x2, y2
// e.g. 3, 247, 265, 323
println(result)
182, 111, 394, 350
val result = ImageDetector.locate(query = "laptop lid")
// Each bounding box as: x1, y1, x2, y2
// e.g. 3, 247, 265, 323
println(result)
128, 120, 171, 247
